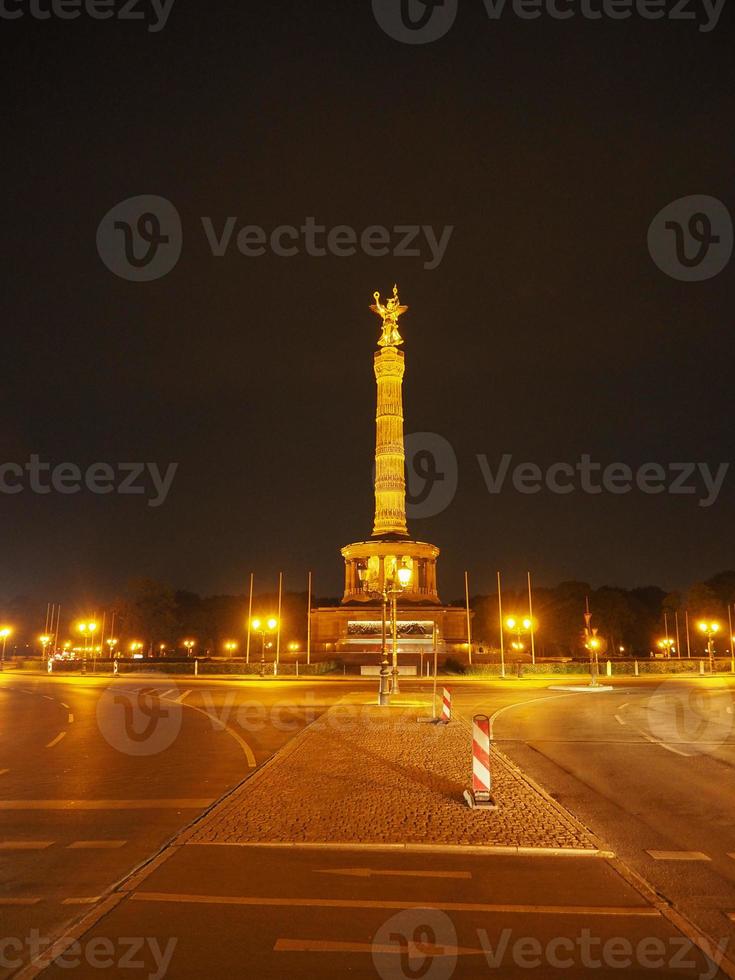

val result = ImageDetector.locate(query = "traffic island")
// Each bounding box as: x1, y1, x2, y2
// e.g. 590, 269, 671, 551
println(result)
183, 704, 600, 853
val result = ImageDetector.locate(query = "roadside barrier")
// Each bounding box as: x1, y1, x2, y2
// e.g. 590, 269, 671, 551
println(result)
464, 714, 497, 810
441, 687, 452, 723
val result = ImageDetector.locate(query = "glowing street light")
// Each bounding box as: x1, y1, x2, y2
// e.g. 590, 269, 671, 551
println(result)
129, 641, 144, 657
504, 616, 535, 656
0, 627, 12, 671
657, 637, 676, 658
250, 617, 278, 676
223, 640, 238, 656
697, 620, 721, 672
183, 639, 196, 658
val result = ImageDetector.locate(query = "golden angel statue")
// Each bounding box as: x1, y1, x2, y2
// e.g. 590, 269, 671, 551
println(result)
371, 284, 408, 347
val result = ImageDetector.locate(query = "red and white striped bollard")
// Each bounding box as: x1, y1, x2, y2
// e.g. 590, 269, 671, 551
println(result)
464, 714, 497, 810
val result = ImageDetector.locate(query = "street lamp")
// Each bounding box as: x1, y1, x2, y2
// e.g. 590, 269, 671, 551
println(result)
697, 620, 720, 673
183, 639, 196, 658
505, 616, 534, 656
39, 634, 52, 659
77, 621, 97, 672
223, 640, 238, 657
358, 559, 413, 703
657, 637, 676, 659
0, 627, 12, 671
586, 635, 602, 687
129, 641, 144, 657
250, 617, 278, 676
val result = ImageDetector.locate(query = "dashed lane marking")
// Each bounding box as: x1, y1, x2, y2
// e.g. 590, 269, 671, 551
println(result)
132, 893, 661, 917
614, 715, 627, 726
175, 690, 192, 703
646, 850, 711, 862
68, 713, 74, 723
62, 897, 102, 906
45, 732, 66, 749
0, 841, 54, 850
67, 841, 127, 849
0, 769, 9, 776
275, 938, 484, 956
0, 898, 42, 906
316, 867, 472, 880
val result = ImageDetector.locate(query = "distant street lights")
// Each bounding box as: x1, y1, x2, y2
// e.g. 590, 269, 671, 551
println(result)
657, 637, 676, 658
251, 618, 278, 676
586, 635, 602, 687
223, 640, 238, 657
39, 634, 52, 660
129, 641, 144, 657
504, 616, 535, 657
77, 621, 98, 673
697, 620, 721, 673
183, 639, 196, 658
0, 627, 12, 671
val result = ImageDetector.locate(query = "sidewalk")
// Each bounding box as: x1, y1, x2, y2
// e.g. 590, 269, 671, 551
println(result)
182, 702, 598, 852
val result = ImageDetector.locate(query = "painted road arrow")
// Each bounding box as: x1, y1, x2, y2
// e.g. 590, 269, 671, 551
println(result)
316, 868, 471, 880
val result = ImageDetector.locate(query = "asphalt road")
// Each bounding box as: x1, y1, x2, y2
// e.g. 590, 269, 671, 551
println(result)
2, 672, 734, 979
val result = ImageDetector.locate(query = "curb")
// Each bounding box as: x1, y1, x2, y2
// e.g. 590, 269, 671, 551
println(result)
184, 840, 614, 858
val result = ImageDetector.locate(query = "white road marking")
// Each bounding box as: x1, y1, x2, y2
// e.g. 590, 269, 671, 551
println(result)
160, 689, 176, 698
68, 840, 127, 849
132, 893, 660, 917
0, 898, 42, 906
43, 696, 54, 702
275, 938, 483, 956
618, 702, 630, 711
0, 799, 214, 810
68, 713, 74, 723
45, 732, 66, 749
316, 867, 472, 880
646, 850, 711, 862
60, 703, 70, 710
62, 897, 102, 906
637, 729, 693, 757
614, 714, 627, 726
0, 768, 9, 776
0, 841, 54, 850
174, 690, 191, 703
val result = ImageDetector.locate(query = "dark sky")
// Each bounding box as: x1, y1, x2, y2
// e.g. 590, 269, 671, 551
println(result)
2, 0, 734, 608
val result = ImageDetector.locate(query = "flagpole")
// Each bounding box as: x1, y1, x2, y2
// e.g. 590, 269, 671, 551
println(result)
527, 571, 536, 666
307, 570, 312, 666
497, 571, 505, 679
464, 571, 472, 667
276, 572, 283, 672
246, 572, 254, 665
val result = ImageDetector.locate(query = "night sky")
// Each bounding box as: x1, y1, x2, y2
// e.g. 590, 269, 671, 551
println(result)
2, 0, 734, 609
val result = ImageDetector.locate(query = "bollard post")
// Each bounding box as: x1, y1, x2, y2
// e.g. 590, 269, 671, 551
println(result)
606, 660, 612, 678
296, 659, 299, 678
194, 659, 199, 677
441, 687, 452, 724
113, 659, 119, 676
47, 657, 53, 674
699, 660, 705, 676
634, 660, 639, 677
464, 715, 497, 810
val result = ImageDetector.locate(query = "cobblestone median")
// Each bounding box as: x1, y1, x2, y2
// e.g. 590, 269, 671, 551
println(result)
187, 704, 597, 850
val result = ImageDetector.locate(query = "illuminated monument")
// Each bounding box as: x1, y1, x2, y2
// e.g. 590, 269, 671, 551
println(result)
340, 286, 440, 604
310, 287, 468, 658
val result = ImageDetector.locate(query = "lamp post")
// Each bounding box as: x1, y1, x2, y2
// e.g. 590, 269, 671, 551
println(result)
39, 634, 52, 660
586, 635, 602, 687
77, 621, 97, 674
223, 640, 238, 658
0, 627, 12, 671
183, 639, 196, 659
657, 638, 676, 658
697, 620, 720, 673
251, 618, 278, 677
504, 616, 534, 659
358, 560, 413, 704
